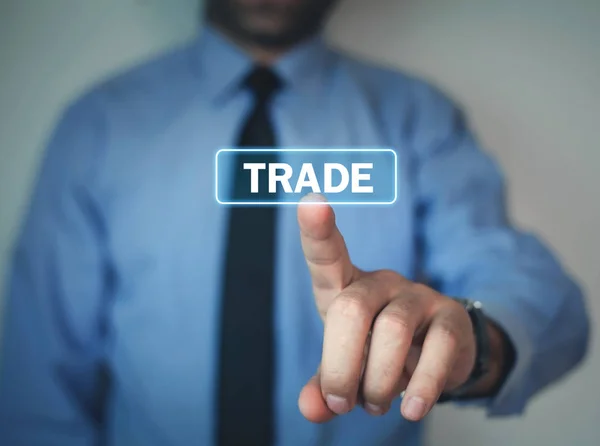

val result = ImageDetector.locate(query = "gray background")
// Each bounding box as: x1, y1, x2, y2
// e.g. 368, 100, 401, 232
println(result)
1, 0, 598, 445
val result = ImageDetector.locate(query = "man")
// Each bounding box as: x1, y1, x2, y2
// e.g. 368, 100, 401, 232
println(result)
0, 0, 590, 445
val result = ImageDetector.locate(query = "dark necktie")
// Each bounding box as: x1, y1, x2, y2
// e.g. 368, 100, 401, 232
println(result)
217, 66, 283, 446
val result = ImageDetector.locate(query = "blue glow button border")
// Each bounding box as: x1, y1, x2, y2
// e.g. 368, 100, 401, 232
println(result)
215, 148, 398, 205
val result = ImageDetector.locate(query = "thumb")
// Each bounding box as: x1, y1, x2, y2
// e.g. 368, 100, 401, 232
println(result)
298, 366, 337, 424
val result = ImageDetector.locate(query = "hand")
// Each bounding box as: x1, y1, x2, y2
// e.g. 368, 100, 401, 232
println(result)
296, 195, 479, 423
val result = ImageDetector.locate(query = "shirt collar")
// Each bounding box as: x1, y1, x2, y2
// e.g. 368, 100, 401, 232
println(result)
192, 24, 335, 104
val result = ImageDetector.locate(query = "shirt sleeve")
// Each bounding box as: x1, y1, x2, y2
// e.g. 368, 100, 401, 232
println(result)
409, 83, 590, 416
0, 95, 111, 444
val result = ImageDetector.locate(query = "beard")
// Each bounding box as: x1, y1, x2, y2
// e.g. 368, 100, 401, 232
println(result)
206, 0, 338, 49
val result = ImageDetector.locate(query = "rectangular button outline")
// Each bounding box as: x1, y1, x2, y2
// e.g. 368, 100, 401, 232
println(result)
215, 148, 398, 205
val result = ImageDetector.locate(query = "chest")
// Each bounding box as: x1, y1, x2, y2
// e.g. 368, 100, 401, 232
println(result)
101, 87, 417, 279
99, 93, 418, 441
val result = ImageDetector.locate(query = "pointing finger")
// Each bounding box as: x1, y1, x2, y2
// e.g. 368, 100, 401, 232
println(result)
298, 194, 359, 318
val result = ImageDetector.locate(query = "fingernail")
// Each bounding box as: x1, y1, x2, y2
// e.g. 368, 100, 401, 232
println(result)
300, 193, 327, 203
326, 394, 350, 414
403, 396, 427, 420
364, 403, 386, 416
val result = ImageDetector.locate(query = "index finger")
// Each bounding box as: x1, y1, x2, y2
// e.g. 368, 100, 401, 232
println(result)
297, 194, 358, 317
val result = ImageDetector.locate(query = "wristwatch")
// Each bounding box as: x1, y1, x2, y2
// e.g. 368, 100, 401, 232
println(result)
437, 298, 491, 402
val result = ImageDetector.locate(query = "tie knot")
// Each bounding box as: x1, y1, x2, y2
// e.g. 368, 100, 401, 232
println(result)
243, 66, 283, 103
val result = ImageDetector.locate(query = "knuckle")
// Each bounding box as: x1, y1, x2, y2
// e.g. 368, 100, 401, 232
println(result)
374, 295, 421, 335
329, 291, 370, 320
447, 298, 468, 318
403, 283, 434, 307
372, 269, 403, 285
410, 282, 431, 296
436, 319, 461, 348
395, 293, 419, 314
376, 310, 412, 334
439, 316, 459, 336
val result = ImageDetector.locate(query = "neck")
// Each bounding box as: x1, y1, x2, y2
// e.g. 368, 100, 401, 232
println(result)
210, 24, 294, 66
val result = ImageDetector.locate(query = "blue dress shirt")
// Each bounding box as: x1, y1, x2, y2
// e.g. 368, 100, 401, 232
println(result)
0, 25, 589, 446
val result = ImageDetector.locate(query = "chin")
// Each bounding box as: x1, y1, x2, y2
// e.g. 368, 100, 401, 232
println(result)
243, 15, 290, 36
207, 0, 334, 48
236, 18, 307, 48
